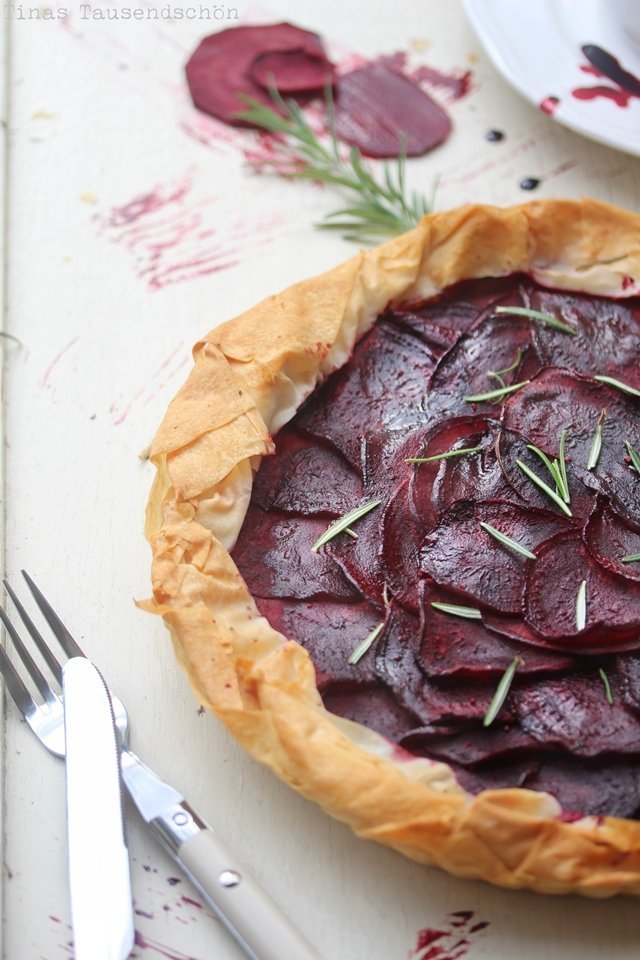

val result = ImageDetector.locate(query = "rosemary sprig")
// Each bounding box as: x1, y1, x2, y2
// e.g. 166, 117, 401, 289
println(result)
558, 429, 569, 502
348, 622, 385, 665
464, 381, 530, 403
311, 499, 381, 552
598, 667, 614, 706
237, 87, 432, 244
483, 656, 523, 727
594, 374, 640, 398
480, 521, 537, 560
494, 305, 576, 335
526, 433, 570, 503
621, 552, 640, 563
576, 580, 587, 631
516, 459, 573, 517
587, 409, 606, 471
404, 445, 482, 464
625, 441, 640, 474
430, 602, 482, 620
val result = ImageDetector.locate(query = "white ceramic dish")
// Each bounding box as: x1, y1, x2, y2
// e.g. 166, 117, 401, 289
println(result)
463, 0, 640, 157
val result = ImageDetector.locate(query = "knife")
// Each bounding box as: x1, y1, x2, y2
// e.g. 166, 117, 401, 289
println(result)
62, 657, 135, 960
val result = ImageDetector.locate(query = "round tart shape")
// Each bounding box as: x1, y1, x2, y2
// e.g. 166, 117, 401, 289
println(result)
144, 200, 640, 897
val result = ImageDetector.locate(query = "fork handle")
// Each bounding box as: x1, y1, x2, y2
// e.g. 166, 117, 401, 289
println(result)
150, 802, 323, 960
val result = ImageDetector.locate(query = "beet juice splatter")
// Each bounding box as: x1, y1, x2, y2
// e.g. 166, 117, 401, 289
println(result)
572, 44, 640, 107
410, 911, 490, 959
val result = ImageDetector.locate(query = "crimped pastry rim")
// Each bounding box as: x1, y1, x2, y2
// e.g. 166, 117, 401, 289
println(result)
144, 199, 640, 897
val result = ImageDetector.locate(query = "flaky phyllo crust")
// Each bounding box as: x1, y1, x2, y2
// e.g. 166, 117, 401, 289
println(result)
144, 200, 640, 896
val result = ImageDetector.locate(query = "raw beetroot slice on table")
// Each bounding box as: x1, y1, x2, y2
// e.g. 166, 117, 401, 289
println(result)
333, 63, 451, 158
185, 23, 334, 125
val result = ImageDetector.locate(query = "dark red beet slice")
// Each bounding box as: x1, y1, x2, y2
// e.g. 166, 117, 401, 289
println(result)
255, 597, 381, 687
232, 504, 360, 601
450, 757, 539, 795
360, 427, 427, 501
618, 655, 640, 715
387, 301, 482, 353
400, 723, 541, 766
419, 500, 569, 614
249, 49, 335, 94
496, 429, 594, 522
524, 531, 640, 647
420, 582, 578, 678
333, 64, 451, 158
525, 286, 640, 389
522, 757, 640, 819
185, 23, 334, 126
514, 673, 640, 757
584, 499, 640, 582
322, 680, 423, 743
326, 504, 386, 604
380, 480, 425, 612
409, 416, 515, 532
296, 319, 435, 468
252, 431, 362, 517
502, 367, 640, 527
427, 315, 537, 419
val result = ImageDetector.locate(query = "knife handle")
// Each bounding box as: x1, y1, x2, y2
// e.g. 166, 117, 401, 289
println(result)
150, 802, 323, 960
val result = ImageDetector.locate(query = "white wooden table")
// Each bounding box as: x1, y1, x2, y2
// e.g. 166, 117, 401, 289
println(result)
1, 1, 639, 958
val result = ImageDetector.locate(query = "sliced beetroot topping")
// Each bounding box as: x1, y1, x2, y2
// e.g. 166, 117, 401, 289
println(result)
333, 63, 451, 158
525, 531, 640, 645
185, 23, 334, 125
296, 319, 435, 468
585, 499, 640, 582
252, 431, 363, 516
233, 504, 360, 601
427, 315, 537, 418
231, 274, 640, 819
420, 500, 569, 614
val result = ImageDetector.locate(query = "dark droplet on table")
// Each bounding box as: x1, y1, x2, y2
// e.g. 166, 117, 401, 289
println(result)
520, 177, 541, 190
485, 129, 504, 141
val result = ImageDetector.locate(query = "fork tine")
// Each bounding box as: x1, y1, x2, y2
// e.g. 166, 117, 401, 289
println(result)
3, 580, 64, 685
0, 606, 59, 705
0, 643, 38, 719
21, 570, 85, 660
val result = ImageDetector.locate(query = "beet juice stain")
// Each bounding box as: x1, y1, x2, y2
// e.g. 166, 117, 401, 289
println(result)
573, 44, 640, 106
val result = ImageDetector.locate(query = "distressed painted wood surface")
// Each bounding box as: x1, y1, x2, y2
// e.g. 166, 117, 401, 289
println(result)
1, 1, 639, 958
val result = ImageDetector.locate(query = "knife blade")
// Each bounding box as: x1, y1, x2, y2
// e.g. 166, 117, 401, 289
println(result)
62, 657, 134, 960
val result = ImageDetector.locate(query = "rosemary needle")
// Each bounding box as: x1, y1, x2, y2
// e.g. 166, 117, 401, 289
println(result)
621, 553, 640, 563
576, 580, 587, 631
594, 374, 640, 398
348, 622, 384, 665
515, 459, 572, 517
494, 305, 576, 335
311, 500, 381, 552
405, 445, 482, 464
587, 410, 606, 471
480, 521, 536, 560
430, 602, 482, 620
599, 667, 614, 706
625, 441, 640, 474
464, 381, 530, 403
237, 87, 433, 244
483, 656, 523, 727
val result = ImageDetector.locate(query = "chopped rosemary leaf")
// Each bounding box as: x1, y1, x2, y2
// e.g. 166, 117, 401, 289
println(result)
345, 528, 358, 539
487, 348, 523, 382
311, 499, 381, 552
587, 409, 606, 471
480, 521, 537, 560
599, 667, 614, 706
464, 380, 530, 403
625, 441, 640, 475
558, 429, 569, 503
382, 582, 390, 607
348, 622, 384, 665
494, 305, 576, 335
516, 459, 573, 517
431, 602, 482, 620
594, 374, 640, 398
404, 445, 482, 464
576, 580, 587, 631
621, 552, 640, 563
483, 656, 523, 727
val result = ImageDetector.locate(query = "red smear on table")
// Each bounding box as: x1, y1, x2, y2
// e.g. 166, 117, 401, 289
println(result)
572, 44, 640, 107
134, 930, 201, 960
39, 335, 81, 392
110, 341, 188, 426
410, 911, 489, 959
96, 175, 283, 290
540, 95, 560, 114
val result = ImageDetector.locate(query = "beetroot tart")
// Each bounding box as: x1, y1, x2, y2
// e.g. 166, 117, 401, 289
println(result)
145, 200, 640, 897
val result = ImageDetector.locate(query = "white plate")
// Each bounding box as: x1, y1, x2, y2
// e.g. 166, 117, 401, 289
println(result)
463, 0, 640, 156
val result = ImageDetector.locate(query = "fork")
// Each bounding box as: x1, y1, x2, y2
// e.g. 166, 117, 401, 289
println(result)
0, 571, 323, 960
